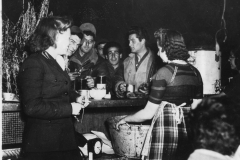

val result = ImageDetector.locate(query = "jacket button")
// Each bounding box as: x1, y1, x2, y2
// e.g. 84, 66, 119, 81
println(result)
48, 120, 51, 123
64, 92, 68, 95
65, 81, 68, 84
54, 79, 57, 82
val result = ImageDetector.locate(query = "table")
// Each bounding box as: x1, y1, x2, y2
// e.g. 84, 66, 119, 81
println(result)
2, 99, 147, 138
2, 99, 147, 159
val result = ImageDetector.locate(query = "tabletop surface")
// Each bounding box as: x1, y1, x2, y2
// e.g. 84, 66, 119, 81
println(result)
2, 98, 148, 112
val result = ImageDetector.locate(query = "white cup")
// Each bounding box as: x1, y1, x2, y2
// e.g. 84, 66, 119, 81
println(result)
127, 84, 135, 92
97, 84, 106, 90
3, 93, 15, 101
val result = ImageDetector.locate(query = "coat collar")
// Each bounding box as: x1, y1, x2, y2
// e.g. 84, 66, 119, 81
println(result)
70, 48, 98, 66
41, 51, 69, 79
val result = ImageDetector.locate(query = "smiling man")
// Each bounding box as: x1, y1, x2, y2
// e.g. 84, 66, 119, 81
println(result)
67, 26, 82, 57
68, 35, 81, 55
115, 26, 157, 98
103, 41, 124, 97
65, 26, 83, 80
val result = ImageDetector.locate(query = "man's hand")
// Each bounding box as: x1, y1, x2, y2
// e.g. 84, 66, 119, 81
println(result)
68, 72, 80, 81
86, 76, 94, 88
119, 83, 127, 92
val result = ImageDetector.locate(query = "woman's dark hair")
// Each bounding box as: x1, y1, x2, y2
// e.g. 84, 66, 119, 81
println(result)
28, 16, 72, 53
154, 28, 189, 61
70, 25, 83, 40
103, 41, 122, 56
71, 32, 83, 40
189, 96, 240, 155
128, 26, 149, 46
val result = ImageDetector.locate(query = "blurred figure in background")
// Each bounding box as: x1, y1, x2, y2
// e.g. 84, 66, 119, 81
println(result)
115, 26, 157, 98
103, 41, 124, 98
216, 46, 240, 104
188, 96, 240, 160
96, 39, 108, 59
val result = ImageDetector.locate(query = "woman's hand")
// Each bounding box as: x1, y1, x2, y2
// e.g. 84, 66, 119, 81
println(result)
71, 102, 83, 115
115, 117, 130, 130
119, 83, 127, 92
86, 76, 94, 88
76, 95, 91, 108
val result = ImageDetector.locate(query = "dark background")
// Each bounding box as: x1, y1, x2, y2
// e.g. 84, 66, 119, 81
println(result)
3, 0, 240, 84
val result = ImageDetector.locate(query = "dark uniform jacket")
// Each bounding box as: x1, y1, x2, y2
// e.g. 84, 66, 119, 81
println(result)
18, 52, 79, 152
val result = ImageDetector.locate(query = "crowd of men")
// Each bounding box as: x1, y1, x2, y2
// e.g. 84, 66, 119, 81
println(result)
65, 23, 157, 98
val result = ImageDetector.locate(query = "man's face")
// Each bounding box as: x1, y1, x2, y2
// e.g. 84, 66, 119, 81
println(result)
97, 43, 106, 59
107, 47, 122, 66
128, 34, 145, 53
80, 34, 95, 54
67, 35, 81, 56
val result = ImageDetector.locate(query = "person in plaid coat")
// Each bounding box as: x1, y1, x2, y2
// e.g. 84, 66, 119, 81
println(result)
116, 29, 203, 160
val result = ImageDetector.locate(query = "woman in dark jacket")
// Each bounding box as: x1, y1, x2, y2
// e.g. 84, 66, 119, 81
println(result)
19, 16, 86, 160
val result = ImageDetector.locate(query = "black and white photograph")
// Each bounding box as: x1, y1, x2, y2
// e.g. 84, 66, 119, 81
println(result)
1, 0, 240, 160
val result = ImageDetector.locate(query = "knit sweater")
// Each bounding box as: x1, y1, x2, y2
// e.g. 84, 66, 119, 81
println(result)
149, 63, 203, 105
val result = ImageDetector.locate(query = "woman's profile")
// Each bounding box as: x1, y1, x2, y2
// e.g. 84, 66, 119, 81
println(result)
19, 16, 86, 160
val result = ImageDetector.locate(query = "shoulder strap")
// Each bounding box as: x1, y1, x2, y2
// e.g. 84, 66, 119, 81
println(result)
188, 63, 202, 84
170, 66, 178, 84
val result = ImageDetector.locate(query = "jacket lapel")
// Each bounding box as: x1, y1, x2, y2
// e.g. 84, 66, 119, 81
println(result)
41, 53, 70, 79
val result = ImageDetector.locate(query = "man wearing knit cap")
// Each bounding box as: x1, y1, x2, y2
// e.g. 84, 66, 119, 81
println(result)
68, 23, 111, 91
79, 23, 96, 36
